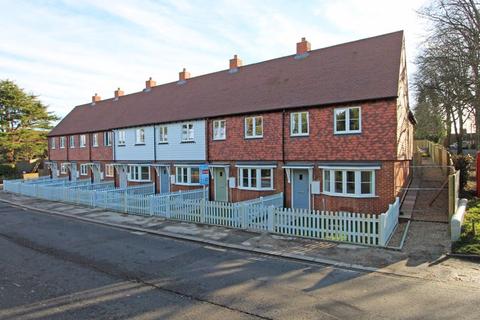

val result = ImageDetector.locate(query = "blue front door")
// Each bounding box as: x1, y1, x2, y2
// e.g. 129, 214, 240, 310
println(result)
292, 169, 309, 209
160, 167, 170, 194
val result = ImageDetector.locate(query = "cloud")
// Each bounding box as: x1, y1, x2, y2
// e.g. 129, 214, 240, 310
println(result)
0, 0, 428, 118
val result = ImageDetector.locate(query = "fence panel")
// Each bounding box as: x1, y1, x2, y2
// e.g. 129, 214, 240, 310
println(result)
204, 201, 241, 228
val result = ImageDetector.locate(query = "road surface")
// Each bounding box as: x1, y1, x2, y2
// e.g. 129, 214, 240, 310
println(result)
0, 201, 478, 320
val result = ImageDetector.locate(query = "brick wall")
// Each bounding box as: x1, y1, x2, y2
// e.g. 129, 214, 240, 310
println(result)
48, 132, 113, 162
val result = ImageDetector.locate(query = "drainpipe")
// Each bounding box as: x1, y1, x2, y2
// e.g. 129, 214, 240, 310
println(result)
282, 109, 286, 208
153, 125, 158, 193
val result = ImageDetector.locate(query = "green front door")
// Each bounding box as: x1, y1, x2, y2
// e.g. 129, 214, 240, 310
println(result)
214, 168, 227, 202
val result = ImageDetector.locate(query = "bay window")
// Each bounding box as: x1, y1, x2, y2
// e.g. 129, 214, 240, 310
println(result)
334, 106, 361, 134
175, 166, 201, 185
322, 167, 376, 197
238, 167, 274, 190
128, 165, 150, 182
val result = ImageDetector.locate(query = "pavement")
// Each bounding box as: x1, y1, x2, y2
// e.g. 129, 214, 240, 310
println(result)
1, 201, 480, 320
1, 191, 479, 287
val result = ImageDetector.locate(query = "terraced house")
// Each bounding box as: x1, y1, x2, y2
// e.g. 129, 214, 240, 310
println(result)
47, 30, 415, 214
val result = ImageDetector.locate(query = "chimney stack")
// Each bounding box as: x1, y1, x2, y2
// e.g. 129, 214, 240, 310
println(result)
145, 77, 156, 91
114, 88, 124, 100
296, 37, 311, 56
178, 68, 190, 83
92, 93, 101, 104
229, 54, 242, 72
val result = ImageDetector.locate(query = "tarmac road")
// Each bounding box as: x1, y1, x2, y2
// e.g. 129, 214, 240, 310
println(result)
0, 202, 479, 320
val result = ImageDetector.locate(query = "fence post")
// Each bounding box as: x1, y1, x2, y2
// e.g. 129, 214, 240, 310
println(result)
149, 195, 154, 216
241, 204, 247, 229
166, 195, 171, 218
123, 192, 127, 213
378, 214, 386, 246
200, 198, 205, 223
267, 206, 274, 232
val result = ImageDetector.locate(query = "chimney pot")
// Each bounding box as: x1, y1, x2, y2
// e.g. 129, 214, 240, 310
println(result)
229, 54, 243, 71
145, 77, 156, 90
179, 68, 190, 82
296, 37, 311, 56
114, 87, 124, 99
92, 93, 101, 104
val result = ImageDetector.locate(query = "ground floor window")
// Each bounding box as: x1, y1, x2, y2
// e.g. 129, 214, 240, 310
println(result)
60, 163, 68, 174
322, 168, 375, 197
175, 166, 200, 185
238, 167, 274, 190
105, 164, 114, 177
128, 165, 150, 182
80, 164, 89, 176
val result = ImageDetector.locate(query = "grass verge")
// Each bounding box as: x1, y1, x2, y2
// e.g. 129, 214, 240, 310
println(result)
452, 198, 480, 255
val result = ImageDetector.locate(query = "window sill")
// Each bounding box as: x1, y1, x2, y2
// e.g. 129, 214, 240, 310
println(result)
175, 182, 201, 186
80, 146, 86, 148
128, 179, 151, 182
244, 136, 263, 140
158, 142, 169, 145
180, 141, 195, 144
213, 138, 226, 141
117, 144, 126, 147
333, 131, 361, 135
290, 133, 309, 137
321, 192, 377, 199
238, 187, 274, 191
135, 143, 146, 146
92, 145, 98, 148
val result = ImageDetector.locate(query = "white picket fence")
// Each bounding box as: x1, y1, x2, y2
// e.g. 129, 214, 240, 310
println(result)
3, 177, 399, 246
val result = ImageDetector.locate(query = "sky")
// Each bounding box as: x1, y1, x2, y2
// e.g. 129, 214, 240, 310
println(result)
0, 0, 429, 119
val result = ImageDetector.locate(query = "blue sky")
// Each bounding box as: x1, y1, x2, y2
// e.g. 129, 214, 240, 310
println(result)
0, 0, 428, 118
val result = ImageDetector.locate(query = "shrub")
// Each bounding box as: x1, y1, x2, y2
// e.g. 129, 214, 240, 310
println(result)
452, 154, 474, 191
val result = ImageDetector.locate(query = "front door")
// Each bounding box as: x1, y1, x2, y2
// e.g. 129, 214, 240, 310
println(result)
119, 166, 127, 188
92, 165, 101, 182
292, 169, 309, 209
70, 164, 77, 182
160, 167, 170, 194
214, 168, 227, 202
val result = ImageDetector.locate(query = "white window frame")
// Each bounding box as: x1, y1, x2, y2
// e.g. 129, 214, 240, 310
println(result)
135, 128, 145, 145
237, 166, 274, 191
128, 165, 150, 182
118, 130, 126, 146
244, 116, 263, 139
321, 167, 376, 198
334, 106, 361, 134
92, 133, 98, 147
79, 135, 86, 148
290, 112, 309, 136
60, 136, 66, 149
80, 164, 89, 176
104, 131, 112, 146
51, 138, 56, 149
175, 166, 201, 185
181, 123, 195, 142
158, 125, 168, 143
213, 120, 226, 140
105, 164, 114, 177
60, 163, 68, 174
69, 136, 75, 148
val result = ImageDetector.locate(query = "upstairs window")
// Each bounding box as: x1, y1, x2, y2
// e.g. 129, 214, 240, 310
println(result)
118, 130, 126, 146
213, 120, 226, 140
245, 116, 263, 138
135, 128, 145, 145
334, 107, 361, 134
181, 123, 194, 142
158, 126, 168, 143
238, 167, 273, 190
104, 131, 112, 146
92, 134, 98, 147
128, 165, 150, 182
60, 137, 66, 149
322, 168, 375, 197
79, 135, 86, 148
51, 138, 56, 149
69, 136, 75, 148
290, 112, 309, 136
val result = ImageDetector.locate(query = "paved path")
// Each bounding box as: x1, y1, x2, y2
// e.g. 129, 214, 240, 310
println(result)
1, 202, 480, 320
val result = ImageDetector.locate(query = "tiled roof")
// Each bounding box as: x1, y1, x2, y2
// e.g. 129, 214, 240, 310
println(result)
49, 31, 403, 136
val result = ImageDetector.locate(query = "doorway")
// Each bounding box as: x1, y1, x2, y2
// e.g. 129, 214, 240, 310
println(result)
292, 169, 310, 209
214, 167, 227, 202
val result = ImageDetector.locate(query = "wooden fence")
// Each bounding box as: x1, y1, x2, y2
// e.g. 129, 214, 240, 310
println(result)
4, 178, 399, 247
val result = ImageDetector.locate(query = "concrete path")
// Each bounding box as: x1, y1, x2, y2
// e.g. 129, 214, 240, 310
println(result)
1, 191, 479, 287
1, 201, 480, 319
